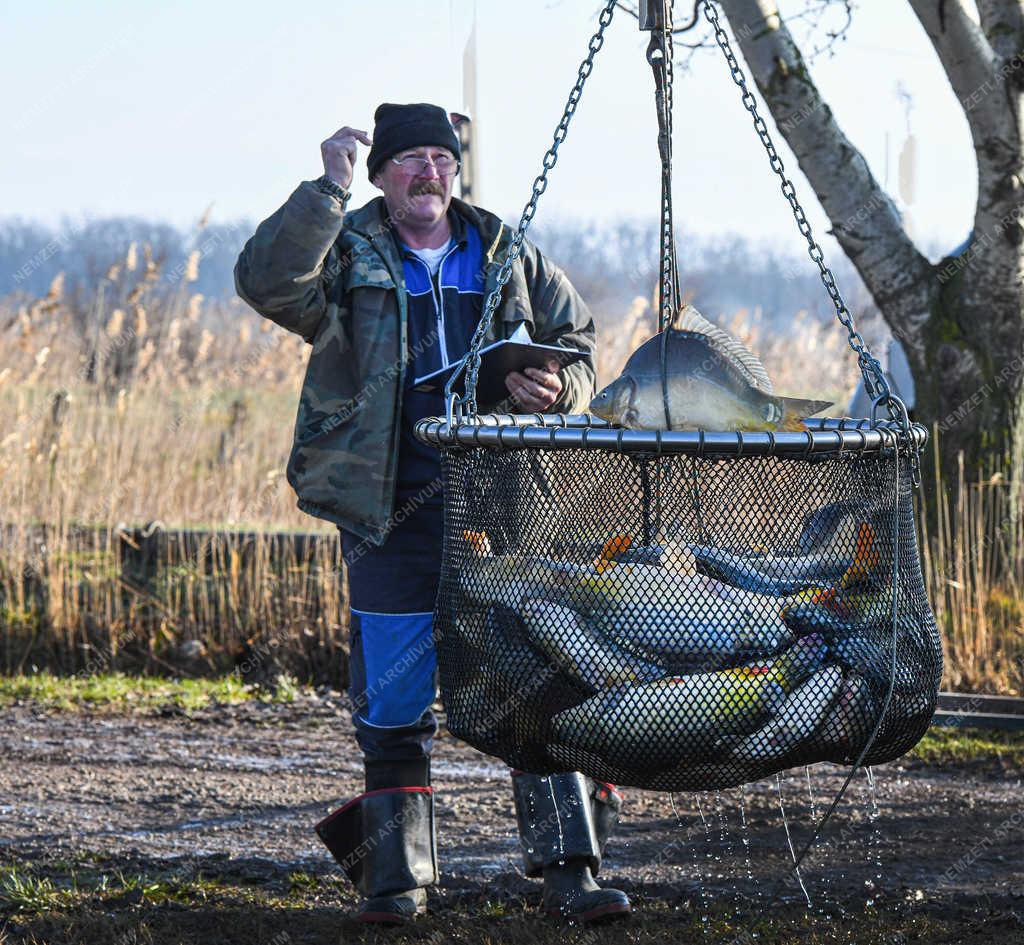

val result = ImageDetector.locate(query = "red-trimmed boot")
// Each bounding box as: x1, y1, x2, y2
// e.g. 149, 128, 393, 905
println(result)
511, 771, 631, 924
315, 785, 438, 924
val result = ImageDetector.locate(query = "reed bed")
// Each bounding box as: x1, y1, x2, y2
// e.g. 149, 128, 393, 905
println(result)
0, 246, 1019, 693
919, 447, 1023, 694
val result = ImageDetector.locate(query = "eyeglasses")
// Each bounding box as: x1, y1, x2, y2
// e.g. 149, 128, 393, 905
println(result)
390, 153, 461, 177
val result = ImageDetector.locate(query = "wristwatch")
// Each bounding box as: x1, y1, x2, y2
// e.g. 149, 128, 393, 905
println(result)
314, 173, 351, 206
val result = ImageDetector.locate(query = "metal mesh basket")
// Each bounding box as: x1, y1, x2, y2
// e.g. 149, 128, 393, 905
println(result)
416, 413, 941, 791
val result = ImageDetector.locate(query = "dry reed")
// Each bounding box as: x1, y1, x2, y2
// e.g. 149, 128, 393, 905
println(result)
0, 247, 1019, 693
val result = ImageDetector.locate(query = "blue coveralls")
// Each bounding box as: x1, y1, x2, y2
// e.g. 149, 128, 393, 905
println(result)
339, 210, 485, 765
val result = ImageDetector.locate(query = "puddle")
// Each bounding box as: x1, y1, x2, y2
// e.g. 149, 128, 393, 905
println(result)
432, 759, 509, 779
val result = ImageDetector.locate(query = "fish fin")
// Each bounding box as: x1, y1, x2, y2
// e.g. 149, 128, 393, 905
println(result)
783, 522, 878, 621
463, 530, 492, 556
778, 396, 833, 430
839, 522, 879, 588
674, 304, 775, 395
602, 534, 633, 559
594, 534, 632, 572
797, 521, 878, 596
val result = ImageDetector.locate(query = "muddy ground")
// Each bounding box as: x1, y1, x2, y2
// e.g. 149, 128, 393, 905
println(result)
0, 692, 1022, 944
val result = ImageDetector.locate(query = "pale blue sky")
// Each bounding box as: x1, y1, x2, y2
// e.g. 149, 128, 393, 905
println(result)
1, 1, 975, 255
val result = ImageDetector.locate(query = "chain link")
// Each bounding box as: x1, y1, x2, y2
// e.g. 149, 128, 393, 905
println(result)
700, 0, 920, 484
448, 0, 619, 419
647, 0, 681, 428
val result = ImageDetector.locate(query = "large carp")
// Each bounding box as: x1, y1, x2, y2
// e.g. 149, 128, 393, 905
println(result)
589, 304, 831, 432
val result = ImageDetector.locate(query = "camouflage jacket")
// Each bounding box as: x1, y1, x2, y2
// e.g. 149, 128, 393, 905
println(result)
234, 182, 596, 544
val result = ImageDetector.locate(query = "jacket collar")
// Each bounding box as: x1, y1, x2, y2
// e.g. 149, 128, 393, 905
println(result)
342, 196, 512, 316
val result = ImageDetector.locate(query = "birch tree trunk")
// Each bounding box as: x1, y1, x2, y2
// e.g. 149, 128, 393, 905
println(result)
714, 0, 1024, 492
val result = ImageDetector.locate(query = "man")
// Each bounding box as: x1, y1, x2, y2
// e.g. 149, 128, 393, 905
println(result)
235, 102, 629, 925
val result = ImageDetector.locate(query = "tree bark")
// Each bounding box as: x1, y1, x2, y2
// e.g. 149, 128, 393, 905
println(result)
714, 0, 1024, 490
976, 0, 1024, 60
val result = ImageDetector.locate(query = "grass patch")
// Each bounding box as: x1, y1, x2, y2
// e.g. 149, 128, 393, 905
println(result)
0, 671, 304, 712
1, 852, 1015, 944
0, 865, 241, 920
3, 882, 1002, 945
909, 725, 1024, 769
0, 867, 77, 915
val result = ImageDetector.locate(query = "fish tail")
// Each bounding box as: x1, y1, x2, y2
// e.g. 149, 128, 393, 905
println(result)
778, 396, 834, 431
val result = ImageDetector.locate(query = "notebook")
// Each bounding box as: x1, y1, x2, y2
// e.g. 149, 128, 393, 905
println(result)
412, 324, 591, 406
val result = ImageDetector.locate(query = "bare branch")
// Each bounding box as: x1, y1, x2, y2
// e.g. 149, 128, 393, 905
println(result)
975, 0, 1024, 61
910, 0, 1024, 307
908, 0, 1006, 143
713, 0, 933, 357
784, 0, 855, 59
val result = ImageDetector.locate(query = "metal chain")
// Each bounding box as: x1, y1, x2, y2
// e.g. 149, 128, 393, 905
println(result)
448, 0, 619, 420
701, 0, 920, 485
699, 1, 889, 391
664, 4, 680, 317
647, 0, 681, 429
649, 3, 680, 331
701, 1, 883, 391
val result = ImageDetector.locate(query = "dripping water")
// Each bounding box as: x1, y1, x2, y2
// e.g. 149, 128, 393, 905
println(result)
713, 790, 739, 919
713, 791, 732, 863
776, 774, 812, 908
862, 766, 884, 907
669, 792, 701, 925
736, 786, 760, 937
804, 765, 832, 916
693, 793, 714, 934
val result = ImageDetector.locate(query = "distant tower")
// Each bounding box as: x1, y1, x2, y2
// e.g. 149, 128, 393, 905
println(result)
456, 12, 480, 205
848, 83, 918, 418
896, 82, 917, 238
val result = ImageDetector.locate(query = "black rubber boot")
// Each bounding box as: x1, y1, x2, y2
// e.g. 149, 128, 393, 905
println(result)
511, 771, 631, 923
315, 783, 437, 925
364, 757, 431, 791
589, 779, 624, 858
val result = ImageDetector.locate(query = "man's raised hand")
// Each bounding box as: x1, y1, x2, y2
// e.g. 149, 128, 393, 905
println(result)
321, 126, 372, 190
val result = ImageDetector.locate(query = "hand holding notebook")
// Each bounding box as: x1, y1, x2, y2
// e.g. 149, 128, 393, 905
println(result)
412, 324, 591, 407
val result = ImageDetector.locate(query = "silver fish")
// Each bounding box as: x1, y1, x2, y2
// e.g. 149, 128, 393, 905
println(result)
730, 665, 844, 762
589, 305, 832, 432
549, 636, 825, 770
691, 509, 882, 597
573, 567, 794, 668
688, 545, 854, 596
453, 605, 577, 752
520, 598, 666, 692
551, 673, 784, 769
807, 671, 877, 761
459, 553, 586, 611
545, 740, 639, 787
646, 757, 763, 792
798, 501, 873, 554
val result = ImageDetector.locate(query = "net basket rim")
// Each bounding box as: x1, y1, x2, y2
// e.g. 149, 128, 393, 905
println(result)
413, 414, 927, 458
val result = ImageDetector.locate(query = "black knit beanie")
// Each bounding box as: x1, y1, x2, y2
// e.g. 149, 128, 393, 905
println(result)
366, 103, 461, 180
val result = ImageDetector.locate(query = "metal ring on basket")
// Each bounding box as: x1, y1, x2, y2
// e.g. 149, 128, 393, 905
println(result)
416, 414, 929, 458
